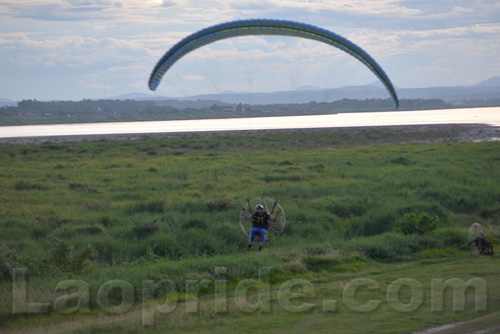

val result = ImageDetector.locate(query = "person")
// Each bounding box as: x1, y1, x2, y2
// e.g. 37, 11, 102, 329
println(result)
242, 204, 280, 251
469, 233, 494, 256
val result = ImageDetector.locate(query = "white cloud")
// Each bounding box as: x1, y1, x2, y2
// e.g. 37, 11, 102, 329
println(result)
228, 0, 422, 17
180, 74, 204, 81
130, 79, 148, 90
1, 0, 500, 100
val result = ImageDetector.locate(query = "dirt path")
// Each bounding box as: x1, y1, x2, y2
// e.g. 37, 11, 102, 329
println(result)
413, 311, 500, 334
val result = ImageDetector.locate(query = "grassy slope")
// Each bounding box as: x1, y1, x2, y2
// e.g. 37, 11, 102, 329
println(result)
1, 128, 500, 333
3, 256, 500, 334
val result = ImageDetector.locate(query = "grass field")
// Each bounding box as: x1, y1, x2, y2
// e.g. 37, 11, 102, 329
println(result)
1, 126, 499, 333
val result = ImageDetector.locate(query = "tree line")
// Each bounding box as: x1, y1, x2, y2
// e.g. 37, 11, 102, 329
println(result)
0, 97, 476, 126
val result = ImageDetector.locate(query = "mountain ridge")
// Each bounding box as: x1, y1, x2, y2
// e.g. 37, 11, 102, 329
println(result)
1, 77, 499, 107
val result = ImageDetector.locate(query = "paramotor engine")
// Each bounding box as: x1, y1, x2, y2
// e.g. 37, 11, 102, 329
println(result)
239, 197, 286, 241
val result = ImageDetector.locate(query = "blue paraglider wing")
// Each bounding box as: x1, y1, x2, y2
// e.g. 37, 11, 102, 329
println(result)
149, 19, 398, 108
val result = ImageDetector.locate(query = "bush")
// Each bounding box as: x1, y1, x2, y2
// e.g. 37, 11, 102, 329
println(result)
208, 225, 241, 247
309, 163, 326, 173
302, 256, 340, 272
434, 228, 468, 249
91, 236, 123, 265
159, 229, 222, 259
394, 212, 439, 235
350, 210, 396, 237
50, 238, 74, 271
99, 216, 120, 228
127, 200, 165, 214
348, 228, 469, 262
0, 245, 19, 281
68, 182, 99, 193
305, 244, 330, 255
30, 224, 51, 239
54, 224, 105, 238
348, 232, 435, 262
0, 239, 97, 280
132, 219, 159, 238
182, 218, 208, 230
397, 203, 448, 225
49, 238, 97, 274
206, 197, 231, 212
13, 180, 46, 191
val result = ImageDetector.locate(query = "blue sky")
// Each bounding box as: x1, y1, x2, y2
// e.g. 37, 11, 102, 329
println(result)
1, 0, 499, 101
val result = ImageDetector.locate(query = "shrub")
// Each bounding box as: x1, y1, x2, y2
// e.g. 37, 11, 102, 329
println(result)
206, 197, 231, 212
209, 225, 241, 246
397, 203, 448, 225
0, 245, 19, 281
390, 156, 413, 165
70, 245, 98, 274
91, 236, 123, 265
30, 224, 51, 239
155, 229, 222, 260
0, 239, 97, 279
68, 182, 99, 193
13, 180, 46, 191
350, 210, 396, 237
302, 256, 340, 272
434, 228, 468, 249
262, 174, 305, 183
99, 216, 120, 228
326, 196, 374, 218
309, 163, 326, 173
49, 238, 97, 274
348, 230, 465, 262
348, 232, 432, 261
278, 160, 294, 166
182, 218, 208, 230
454, 196, 481, 214
305, 244, 330, 255
127, 200, 165, 214
394, 212, 439, 235
55, 224, 105, 238
132, 219, 159, 238
296, 224, 325, 238
50, 238, 74, 271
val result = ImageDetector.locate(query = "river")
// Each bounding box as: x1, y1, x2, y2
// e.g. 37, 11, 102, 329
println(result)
1, 107, 499, 139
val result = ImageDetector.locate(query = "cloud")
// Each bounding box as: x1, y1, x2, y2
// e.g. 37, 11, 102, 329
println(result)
180, 74, 204, 81
130, 79, 148, 90
1, 0, 500, 100
0, 0, 171, 23
4, 1, 113, 21
229, 0, 421, 16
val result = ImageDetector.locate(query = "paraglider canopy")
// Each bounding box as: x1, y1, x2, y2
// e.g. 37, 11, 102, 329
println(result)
149, 19, 399, 108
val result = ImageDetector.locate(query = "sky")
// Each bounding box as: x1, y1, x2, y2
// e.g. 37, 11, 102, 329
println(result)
1, 0, 500, 101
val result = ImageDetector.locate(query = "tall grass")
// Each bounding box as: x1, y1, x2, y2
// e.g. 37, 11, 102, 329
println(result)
1, 135, 499, 263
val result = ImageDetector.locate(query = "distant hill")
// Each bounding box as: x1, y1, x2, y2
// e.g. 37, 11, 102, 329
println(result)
0, 98, 16, 107
3, 77, 500, 107
111, 77, 499, 106
109, 93, 167, 100
179, 83, 500, 105
295, 85, 323, 91
473, 76, 500, 87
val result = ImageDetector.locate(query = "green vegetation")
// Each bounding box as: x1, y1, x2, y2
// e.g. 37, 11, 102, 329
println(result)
1, 129, 499, 333
1, 98, 451, 125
